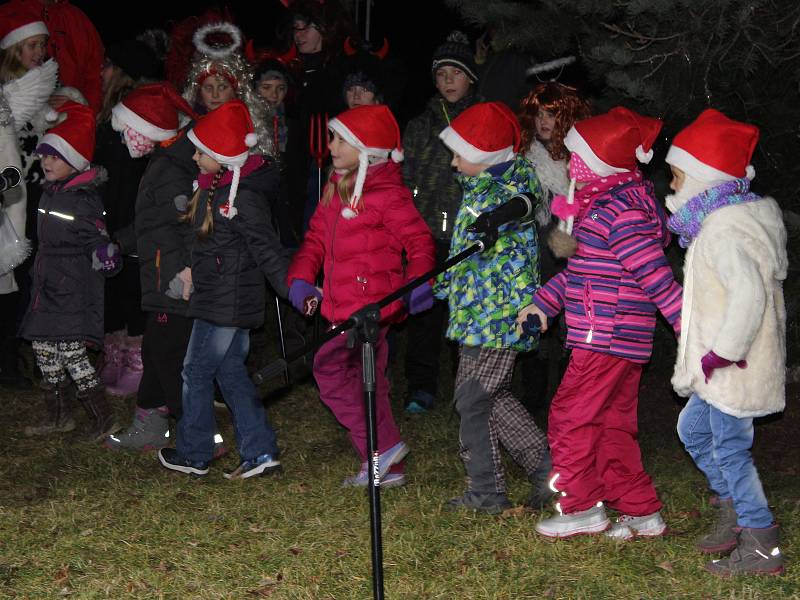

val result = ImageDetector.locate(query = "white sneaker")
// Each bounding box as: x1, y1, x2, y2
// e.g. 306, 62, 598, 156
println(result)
535, 504, 610, 538
606, 511, 667, 540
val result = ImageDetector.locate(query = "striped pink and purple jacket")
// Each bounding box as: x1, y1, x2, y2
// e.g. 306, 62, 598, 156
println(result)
533, 181, 682, 363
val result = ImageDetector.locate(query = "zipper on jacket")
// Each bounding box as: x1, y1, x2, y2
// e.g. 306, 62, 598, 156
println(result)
328, 212, 339, 311
583, 282, 595, 343
155, 248, 161, 291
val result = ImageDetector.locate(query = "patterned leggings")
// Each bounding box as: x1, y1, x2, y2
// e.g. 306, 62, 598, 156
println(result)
32, 340, 100, 392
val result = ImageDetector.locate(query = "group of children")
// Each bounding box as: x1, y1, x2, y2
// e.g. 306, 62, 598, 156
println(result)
0, 7, 787, 579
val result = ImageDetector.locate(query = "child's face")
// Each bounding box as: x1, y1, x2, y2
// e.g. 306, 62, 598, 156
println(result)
329, 130, 360, 171
345, 86, 377, 109
435, 66, 471, 104
669, 165, 686, 192
451, 153, 489, 177
41, 154, 76, 182
293, 20, 323, 54
18, 34, 47, 70
199, 75, 236, 112
193, 149, 222, 175
534, 109, 556, 143
258, 78, 288, 107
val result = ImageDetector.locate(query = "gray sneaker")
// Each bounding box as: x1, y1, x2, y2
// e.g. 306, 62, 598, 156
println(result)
605, 511, 667, 540
706, 525, 784, 577
535, 503, 610, 538
105, 407, 170, 451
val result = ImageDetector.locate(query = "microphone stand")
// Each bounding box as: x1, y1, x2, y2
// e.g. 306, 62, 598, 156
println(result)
252, 232, 497, 600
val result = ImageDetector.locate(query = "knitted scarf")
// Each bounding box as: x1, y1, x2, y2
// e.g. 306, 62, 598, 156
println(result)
667, 178, 759, 248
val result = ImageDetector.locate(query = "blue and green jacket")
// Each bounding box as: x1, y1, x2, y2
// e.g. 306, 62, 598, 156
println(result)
434, 155, 542, 351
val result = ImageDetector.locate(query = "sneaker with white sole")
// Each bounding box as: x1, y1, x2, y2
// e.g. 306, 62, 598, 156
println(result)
224, 453, 281, 480
158, 448, 209, 476
342, 467, 407, 488
341, 441, 410, 487
605, 511, 668, 540
535, 503, 610, 538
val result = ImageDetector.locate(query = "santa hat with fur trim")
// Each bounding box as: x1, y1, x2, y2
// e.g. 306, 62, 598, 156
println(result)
565, 106, 662, 176
187, 99, 257, 219
112, 82, 199, 141
327, 104, 403, 219
439, 101, 521, 167
0, 4, 48, 50
37, 101, 96, 171
666, 108, 758, 184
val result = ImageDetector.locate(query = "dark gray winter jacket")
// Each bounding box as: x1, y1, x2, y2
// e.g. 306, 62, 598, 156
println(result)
135, 132, 197, 316
20, 167, 112, 346
188, 159, 290, 329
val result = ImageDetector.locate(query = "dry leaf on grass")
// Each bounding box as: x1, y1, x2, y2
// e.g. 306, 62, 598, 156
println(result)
53, 566, 70, 586
500, 505, 529, 518
288, 546, 302, 556
657, 561, 674, 573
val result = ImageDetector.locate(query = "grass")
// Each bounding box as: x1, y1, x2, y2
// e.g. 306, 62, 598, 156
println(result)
0, 331, 798, 599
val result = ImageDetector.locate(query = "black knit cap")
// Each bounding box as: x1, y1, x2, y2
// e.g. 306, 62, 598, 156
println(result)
431, 31, 478, 83
106, 39, 162, 81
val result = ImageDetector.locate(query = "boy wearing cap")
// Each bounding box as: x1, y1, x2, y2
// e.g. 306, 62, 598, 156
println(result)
20, 100, 122, 442
436, 101, 551, 513
666, 109, 785, 576
402, 30, 482, 414
518, 107, 683, 538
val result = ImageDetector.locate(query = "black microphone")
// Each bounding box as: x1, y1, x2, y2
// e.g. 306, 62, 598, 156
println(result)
0, 166, 22, 194
465, 192, 535, 237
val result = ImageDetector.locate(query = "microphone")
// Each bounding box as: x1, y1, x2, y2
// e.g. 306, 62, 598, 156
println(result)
465, 192, 535, 238
0, 166, 22, 194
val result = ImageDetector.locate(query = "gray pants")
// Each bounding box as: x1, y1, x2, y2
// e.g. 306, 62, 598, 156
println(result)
454, 344, 548, 494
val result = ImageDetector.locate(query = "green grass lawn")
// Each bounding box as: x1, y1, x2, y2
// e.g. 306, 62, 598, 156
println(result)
0, 337, 797, 599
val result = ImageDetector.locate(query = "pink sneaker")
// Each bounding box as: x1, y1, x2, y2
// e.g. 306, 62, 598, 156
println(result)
98, 335, 122, 387
106, 346, 143, 397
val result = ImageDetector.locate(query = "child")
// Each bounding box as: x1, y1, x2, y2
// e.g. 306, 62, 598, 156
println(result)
19, 100, 121, 441
287, 104, 434, 488
517, 107, 682, 538
104, 82, 200, 451
435, 101, 550, 513
666, 109, 785, 576
402, 30, 482, 413
158, 99, 289, 479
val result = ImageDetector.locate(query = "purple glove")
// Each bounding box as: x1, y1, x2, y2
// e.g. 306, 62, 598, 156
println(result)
289, 279, 322, 316
91, 242, 121, 273
406, 282, 434, 315
701, 350, 748, 383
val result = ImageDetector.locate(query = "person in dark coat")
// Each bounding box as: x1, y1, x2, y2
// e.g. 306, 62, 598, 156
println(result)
158, 100, 289, 479
20, 101, 121, 442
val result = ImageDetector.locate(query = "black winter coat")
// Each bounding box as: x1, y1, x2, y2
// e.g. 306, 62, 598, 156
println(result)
189, 160, 290, 329
19, 167, 112, 346
135, 132, 197, 316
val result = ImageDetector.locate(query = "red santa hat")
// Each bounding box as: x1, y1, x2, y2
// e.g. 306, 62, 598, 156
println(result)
187, 99, 257, 219
438, 102, 521, 166
327, 104, 403, 219
0, 4, 48, 50
38, 101, 96, 172
112, 82, 199, 141
564, 106, 662, 175
666, 108, 759, 183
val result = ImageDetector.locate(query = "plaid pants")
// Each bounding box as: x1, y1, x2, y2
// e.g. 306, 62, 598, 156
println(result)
32, 339, 100, 392
454, 344, 548, 494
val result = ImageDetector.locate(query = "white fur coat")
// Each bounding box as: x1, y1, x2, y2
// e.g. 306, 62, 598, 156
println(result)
525, 139, 569, 227
672, 198, 787, 417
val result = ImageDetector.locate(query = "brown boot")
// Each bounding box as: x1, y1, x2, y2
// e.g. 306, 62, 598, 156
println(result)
24, 382, 76, 436
706, 524, 785, 577
697, 497, 739, 554
77, 385, 118, 442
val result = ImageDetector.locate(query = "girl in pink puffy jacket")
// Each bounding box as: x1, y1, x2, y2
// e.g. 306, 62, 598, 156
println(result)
287, 104, 434, 489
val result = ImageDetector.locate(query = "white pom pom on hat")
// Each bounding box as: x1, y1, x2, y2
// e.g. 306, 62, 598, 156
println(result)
245, 132, 258, 147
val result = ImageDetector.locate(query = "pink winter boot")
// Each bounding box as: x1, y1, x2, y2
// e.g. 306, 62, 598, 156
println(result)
106, 338, 143, 397
98, 333, 123, 387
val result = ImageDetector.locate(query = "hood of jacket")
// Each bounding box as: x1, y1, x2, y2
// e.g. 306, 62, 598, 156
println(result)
44, 164, 108, 194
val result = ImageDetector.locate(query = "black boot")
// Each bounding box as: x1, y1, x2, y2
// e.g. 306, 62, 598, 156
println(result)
24, 382, 76, 436
77, 385, 118, 442
525, 447, 554, 509
706, 524, 785, 577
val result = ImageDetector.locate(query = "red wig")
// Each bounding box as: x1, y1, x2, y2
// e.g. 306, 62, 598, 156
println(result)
518, 82, 591, 161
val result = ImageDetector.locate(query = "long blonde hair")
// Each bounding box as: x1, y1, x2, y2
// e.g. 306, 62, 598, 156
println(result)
183, 170, 224, 240
97, 65, 135, 124
0, 42, 29, 83
320, 167, 360, 210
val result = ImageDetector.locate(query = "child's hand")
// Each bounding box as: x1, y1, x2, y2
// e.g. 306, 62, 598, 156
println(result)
177, 267, 193, 300
700, 350, 747, 383
405, 281, 434, 315
289, 279, 322, 317
516, 303, 548, 335
91, 242, 121, 274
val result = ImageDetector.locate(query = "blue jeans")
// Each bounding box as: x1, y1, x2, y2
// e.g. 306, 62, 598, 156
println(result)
677, 393, 772, 528
177, 319, 278, 464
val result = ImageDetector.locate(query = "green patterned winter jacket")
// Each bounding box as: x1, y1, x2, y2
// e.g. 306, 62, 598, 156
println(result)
402, 93, 481, 240
434, 155, 542, 352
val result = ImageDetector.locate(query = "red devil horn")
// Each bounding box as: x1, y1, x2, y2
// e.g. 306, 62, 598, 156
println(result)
278, 44, 298, 64
244, 39, 257, 64
343, 36, 358, 57
373, 38, 389, 60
